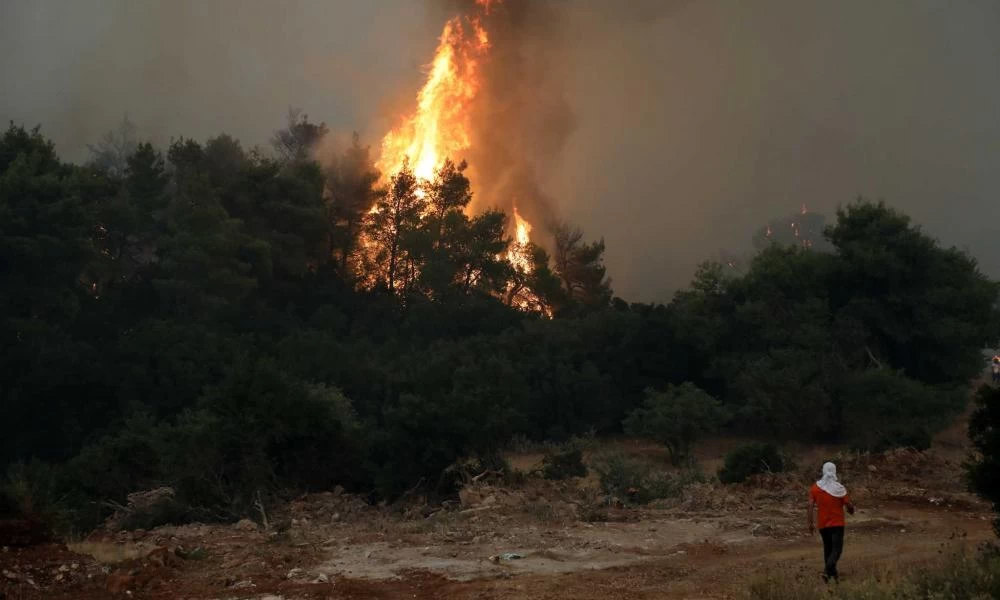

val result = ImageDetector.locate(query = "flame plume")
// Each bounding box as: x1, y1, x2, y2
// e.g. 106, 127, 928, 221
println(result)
375, 0, 536, 264
507, 204, 532, 272
377, 6, 491, 184
373, 0, 552, 315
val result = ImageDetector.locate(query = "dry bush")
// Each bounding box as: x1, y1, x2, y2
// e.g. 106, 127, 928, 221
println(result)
66, 540, 155, 565
542, 446, 588, 480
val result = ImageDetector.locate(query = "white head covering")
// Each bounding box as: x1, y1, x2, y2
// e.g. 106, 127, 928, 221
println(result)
817, 462, 847, 498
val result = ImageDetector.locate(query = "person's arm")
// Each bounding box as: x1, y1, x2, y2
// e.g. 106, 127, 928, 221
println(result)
845, 495, 855, 516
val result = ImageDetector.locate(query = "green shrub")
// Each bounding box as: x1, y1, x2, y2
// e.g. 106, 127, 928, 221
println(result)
60, 416, 164, 518
595, 454, 644, 502
718, 443, 786, 484
53, 358, 365, 526
113, 488, 199, 531
541, 446, 588, 480
622, 383, 723, 464
594, 453, 702, 504
163, 358, 362, 511
1, 461, 68, 536
840, 369, 962, 452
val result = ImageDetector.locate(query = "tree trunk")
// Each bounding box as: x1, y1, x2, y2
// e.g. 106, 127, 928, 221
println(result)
387, 239, 398, 294
340, 215, 354, 273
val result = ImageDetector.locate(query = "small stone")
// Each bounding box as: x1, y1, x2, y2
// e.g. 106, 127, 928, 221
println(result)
313, 573, 329, 583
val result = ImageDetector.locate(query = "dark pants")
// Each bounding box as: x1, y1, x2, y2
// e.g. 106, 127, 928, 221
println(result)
820, 526, 845, 579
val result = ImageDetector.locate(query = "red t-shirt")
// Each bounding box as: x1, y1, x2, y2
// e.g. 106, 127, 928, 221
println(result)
810, 483, 851, 529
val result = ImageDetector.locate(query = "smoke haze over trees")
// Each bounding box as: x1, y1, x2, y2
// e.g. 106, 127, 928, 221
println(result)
3, 0, 1000, 300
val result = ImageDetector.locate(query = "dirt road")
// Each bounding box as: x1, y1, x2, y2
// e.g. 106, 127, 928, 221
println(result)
301, 500, 992, 600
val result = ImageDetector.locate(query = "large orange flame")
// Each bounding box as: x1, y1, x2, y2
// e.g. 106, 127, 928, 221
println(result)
376, 0, 534, 252
376, 11, 490, 184
507, 204, 532, 273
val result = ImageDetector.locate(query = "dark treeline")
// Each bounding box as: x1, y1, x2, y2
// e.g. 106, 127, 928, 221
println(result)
1, 119, 997, 531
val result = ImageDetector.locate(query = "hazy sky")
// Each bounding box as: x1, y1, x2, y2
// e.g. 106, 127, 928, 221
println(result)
2, 0, 998, 301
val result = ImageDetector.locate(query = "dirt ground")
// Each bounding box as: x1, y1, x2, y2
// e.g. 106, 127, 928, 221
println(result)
1, 421, 994, 600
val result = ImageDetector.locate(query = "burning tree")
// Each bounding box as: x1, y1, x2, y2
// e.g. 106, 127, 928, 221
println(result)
367, 0, 578, 315
364, 163, 424, 295
240, 1, 611, 316
413, 160, 511, 298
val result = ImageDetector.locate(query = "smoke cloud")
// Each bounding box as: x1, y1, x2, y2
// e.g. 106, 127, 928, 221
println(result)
542, 1, 1000, 301
2, 0, 999, 301
460, 0, 576, 239
0, 1, 434, 160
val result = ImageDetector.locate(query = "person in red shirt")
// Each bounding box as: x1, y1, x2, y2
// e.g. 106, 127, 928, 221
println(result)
808, 462, 855, 581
